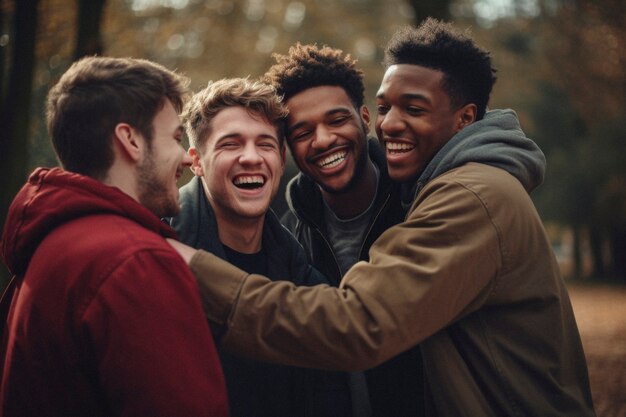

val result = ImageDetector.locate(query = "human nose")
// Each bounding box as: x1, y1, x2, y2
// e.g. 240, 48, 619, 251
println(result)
239, 142, 263, 165
181, 149, 193, 168
311, 125, 336, 150
379, 107, 404, 135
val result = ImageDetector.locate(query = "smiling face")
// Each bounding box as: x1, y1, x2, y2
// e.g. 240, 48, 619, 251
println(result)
191, 106, 285, 222
285, 86, 370, 194
375, 64, 475, 183
137, 99, 191, 218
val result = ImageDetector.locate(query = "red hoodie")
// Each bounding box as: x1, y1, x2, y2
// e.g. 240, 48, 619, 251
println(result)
0, 168, 229, 417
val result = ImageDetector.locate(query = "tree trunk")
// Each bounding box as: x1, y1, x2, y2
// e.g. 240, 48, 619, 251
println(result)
610, 229, 626, 281
0, 5, 6, 102
588, 225, 606, 278
406, 0, 452, 25
572, 224, 582, 279
74, 0, 107, 60
0, 0, 39, 286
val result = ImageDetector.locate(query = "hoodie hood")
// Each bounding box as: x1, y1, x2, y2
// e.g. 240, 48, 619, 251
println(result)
414, 108, 546, 196
1, 167, 176, 276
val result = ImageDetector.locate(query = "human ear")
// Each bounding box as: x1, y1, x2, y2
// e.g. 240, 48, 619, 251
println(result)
360, 105, 371, 133
188, 147, 204, 177
113, 123, 142, 162
456, 104, 477, 131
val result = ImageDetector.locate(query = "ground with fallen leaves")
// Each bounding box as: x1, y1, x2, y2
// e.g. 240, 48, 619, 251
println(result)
568, 283, 626, 417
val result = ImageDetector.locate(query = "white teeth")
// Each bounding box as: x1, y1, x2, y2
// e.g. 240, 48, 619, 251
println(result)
317, 151, 347, 169
234, 175, 265, 185
386, 141, 415, 153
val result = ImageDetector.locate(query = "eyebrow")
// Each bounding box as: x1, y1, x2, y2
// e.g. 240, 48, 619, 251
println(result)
287, 107, 352, 133
376, 91, 431, 104
216, 132, 279, 142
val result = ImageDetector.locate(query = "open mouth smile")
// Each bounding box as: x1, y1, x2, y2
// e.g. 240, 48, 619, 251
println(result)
316, 150, 347, 169
233, 174, 265, 190
385, 141, 415, 154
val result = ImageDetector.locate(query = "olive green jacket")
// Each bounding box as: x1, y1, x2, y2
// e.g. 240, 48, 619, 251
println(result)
189, 161, 594, 416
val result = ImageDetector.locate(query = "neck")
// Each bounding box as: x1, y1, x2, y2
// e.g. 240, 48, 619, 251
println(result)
321, 159, 377, 219
103, 159, 139, 202
213, 209, 264, 254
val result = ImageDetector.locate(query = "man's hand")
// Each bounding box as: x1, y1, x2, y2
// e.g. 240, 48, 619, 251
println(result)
167, 238, 197, 264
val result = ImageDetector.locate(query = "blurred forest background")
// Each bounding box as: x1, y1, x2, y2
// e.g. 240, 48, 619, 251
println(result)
0, 0, 625, 288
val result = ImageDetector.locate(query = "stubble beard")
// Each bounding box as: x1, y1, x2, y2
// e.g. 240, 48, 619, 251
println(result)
317, 136, 370, 196
137, 151, 180, 218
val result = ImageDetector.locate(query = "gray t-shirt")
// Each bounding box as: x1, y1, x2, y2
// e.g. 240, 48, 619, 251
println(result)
322, 165, 380, 417
322, 165, 380, 275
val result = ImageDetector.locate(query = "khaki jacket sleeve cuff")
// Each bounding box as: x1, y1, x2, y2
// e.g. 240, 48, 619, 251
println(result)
189, 250, 248, 326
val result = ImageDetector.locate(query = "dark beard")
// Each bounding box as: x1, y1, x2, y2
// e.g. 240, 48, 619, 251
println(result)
136, 152, 180, 218
317, 139, 370, 195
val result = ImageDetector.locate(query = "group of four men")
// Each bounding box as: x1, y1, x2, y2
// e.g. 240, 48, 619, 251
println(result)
0, 18, 596, 417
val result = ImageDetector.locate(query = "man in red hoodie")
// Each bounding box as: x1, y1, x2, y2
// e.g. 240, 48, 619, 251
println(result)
0, 57, 229, 417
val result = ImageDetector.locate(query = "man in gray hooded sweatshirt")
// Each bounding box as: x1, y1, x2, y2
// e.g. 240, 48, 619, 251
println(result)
171, 18, 596, 417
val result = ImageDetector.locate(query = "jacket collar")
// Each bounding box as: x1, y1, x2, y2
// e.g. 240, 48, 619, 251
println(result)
285, 138, 395, 227
172, 176, 293, 277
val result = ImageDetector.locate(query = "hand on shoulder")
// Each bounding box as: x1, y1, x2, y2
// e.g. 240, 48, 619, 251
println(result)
166, 238, 197, 264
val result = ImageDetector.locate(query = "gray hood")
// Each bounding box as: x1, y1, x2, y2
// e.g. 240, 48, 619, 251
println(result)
414, 108, 545, 195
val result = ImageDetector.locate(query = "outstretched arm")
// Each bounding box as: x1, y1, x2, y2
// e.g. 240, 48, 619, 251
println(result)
167, 177, 500, 372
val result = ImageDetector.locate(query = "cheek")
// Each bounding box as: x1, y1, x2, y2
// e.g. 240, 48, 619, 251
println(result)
374, 118, 383, 136
268, 153, 285, 174
289, 143, 308, 162
206, 153, 232, 173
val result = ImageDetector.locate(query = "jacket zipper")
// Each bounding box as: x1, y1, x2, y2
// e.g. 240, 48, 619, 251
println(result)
358, 191, 392, 260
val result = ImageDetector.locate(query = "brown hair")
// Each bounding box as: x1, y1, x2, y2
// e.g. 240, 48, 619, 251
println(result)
182, 77, 287, 153
47, 56, 189, 179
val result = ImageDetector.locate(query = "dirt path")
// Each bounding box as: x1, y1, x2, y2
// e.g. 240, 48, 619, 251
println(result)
567, 283, 626, 417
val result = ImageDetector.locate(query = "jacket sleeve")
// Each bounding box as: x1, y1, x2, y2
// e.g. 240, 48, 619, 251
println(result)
280, 208, 298, 233
82, 248, 228, 417
191, 177, 501, 371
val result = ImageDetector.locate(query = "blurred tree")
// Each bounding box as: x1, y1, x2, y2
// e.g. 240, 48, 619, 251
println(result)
0, 0, 39, 286
0, 0, 108, 286
406, 0, 452, 23
535, 0, 626, 280
3, 0, 623, 281
528, 82, 593, 278
74, 0, 107, 59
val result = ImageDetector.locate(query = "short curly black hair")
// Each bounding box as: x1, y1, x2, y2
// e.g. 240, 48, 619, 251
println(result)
262, 43, 365, 108
384, 18, 497, 120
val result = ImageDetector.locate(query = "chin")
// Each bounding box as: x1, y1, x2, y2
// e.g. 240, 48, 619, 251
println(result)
155, 197, 181, 219
244, 207, 270, 219
389, 169, 418, 184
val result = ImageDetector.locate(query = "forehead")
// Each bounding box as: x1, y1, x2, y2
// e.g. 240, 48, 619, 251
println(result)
377, 64, 446, 98
208, 106, 277, 134
285, 86, 354, 117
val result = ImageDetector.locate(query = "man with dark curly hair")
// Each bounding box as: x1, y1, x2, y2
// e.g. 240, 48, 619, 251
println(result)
172, 18, 596, 416
263, 43, 423, 417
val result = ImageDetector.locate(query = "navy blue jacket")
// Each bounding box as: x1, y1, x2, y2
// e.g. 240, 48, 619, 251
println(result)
169, 176, 349, 417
